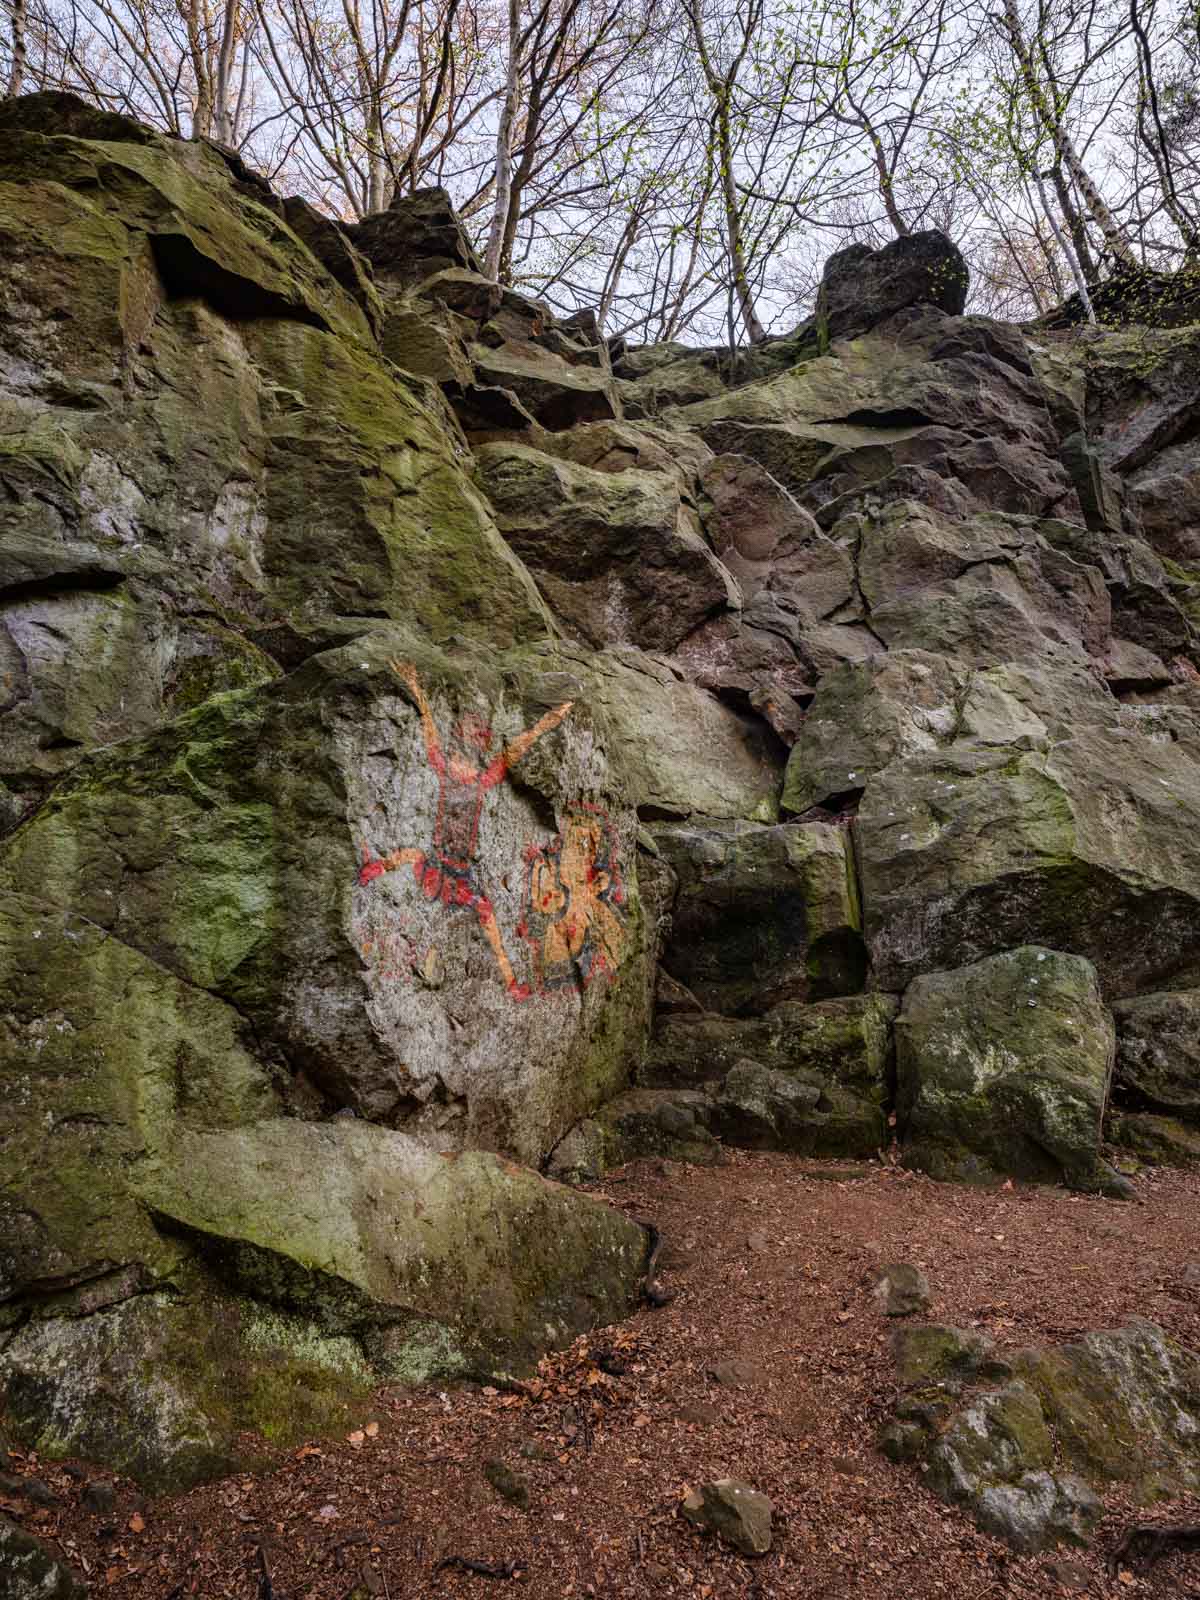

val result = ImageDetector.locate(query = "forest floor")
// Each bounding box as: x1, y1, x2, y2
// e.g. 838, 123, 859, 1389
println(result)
8, 1153, 1200, 1600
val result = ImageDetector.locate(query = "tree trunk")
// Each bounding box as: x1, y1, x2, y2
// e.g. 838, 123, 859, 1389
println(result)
6, 0, 27, 98
484, 0, 521, 281
213, 0, 240, 143
715, 92, 765, 342
1001, 0, 1139, 268
1036, 169, 1095, 320
1051, 163, 1095, 279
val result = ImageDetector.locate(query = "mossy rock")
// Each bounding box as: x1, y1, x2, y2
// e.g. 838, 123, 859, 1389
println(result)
896, 946, 1118, 1191
0, 1290, 374, 1492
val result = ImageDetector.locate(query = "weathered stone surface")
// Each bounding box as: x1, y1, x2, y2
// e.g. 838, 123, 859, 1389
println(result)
11, 91, 1200, 1514
645, 991, 894, 1093
1015, 1320, 1200, 1495
0, 1513, 88, 1598
815, 232, 969, 342
0, 633, 655, 1164
666, 308, 1075, 526
650, 820, 862, 1015
1107, 1111, 1200, 1166
698, 453, 855, 619
0, 101, 550, 819
857, 732, 1200, 997
783, 650, 1124, 816
896, 946, 1118, 1190
1112, 990, 1200, 1119
470, 343, 620, 431
891, 1323, 1005, 1390
549, 646, 782, 821
475, 442, 736, 650
0, 1291, 375, 1492
681, 1478, 773, 1555
889, 1320, 1200, 1549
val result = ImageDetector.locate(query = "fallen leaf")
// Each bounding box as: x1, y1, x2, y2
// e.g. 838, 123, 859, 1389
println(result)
128, 1513, 145, 1534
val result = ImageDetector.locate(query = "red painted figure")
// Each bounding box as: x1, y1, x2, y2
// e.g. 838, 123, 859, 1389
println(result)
358, 658, 573, 999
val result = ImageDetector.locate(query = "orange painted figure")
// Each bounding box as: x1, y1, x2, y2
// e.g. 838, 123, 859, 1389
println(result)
518, 807, 627, 994
358, 659, 573, 999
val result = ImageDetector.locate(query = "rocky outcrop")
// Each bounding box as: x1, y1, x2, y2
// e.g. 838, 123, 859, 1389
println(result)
881, 1319, 1200, 1551
8, 89, 1200, 1497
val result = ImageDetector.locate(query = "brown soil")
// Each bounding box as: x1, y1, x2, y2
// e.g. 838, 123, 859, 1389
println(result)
7, 1153, 1200, 1599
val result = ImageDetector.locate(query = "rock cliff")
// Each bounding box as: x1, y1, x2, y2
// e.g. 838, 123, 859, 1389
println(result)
4, 91, 1200, 1494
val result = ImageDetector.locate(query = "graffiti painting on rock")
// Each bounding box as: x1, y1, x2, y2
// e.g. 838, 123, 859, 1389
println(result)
357, 660, 625, 1000
517, 807, 627, 995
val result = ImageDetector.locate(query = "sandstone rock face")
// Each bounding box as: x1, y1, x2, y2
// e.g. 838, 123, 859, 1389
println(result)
8, 89, 1200, 1497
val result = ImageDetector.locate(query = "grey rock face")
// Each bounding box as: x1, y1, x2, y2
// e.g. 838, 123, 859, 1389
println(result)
1113, 990, 1200, 1119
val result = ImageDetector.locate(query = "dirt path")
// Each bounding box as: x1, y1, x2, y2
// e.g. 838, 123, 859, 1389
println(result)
9, 1155, 1200, 1598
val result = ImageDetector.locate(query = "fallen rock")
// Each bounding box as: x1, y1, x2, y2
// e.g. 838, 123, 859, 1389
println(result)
707, 1358, 759, 1389
896, 946, 1120, 1191
884, 1319, 1200, 1550
891, 1323, 1008, 1390
545, 1090, 721, 1180
680, 1479, 773, 1555
644, 995, 895, 1157
870, 1264, 932, 1317
81, 1479, 116, 1514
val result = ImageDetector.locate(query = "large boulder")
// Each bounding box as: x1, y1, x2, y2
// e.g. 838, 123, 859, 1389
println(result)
0, 869, 648, 1486
0, 1515, 88, 1598
0, 632, 657, 1163
815, 231, 970, 342
344, 185, 483, 284
895, 946, 1118, 1190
